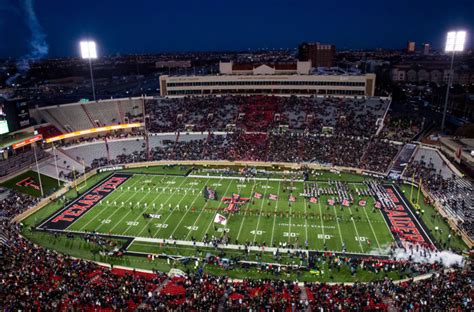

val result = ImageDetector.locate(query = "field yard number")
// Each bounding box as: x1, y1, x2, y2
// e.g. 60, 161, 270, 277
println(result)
185, 226, 199, 231
262, 185, 271, 189
101, 219, 111, 224
355, 236, 368, 242
237, 184, 247, 188
126, 221, 139, 226
166, 181, 176, 184
251, 230, 264, 235
155, 223, 168, 228
317, 234, 332, 240
217, 228, 230, 233
283, 232, 298, 237
212, 183, 222, 187
189, 182, 199, 186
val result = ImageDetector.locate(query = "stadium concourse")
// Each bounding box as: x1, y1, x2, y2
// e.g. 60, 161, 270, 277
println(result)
0, 95, 472, 310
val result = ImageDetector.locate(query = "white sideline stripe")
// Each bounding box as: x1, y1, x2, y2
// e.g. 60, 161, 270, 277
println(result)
189, 174, 304, 183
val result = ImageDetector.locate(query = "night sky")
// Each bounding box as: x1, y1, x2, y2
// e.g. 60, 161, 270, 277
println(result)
1, 0, 473, 58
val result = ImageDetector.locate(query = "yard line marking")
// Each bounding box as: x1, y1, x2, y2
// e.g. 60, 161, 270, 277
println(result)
301, 183, 308, 246
201, 179, 235, 241
252, 180, 270, 244
362, 205, 381, 249
234, 179, 258, 242
75, 175, 146, 232
332, 205, 345, 247
122, 176, 179, 236
184, 178, 223, 241
317, 193, 326, 246
107, 176, 172, 233
347, 206, 365, 252
270, 181, 281, 247
169, 178, 212, 238
150, 176, 195, 238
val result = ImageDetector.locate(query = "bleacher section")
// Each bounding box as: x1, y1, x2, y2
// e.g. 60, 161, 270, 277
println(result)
35, 149, 84, 181
31, 98, 145, 132
0, 149, 49, 177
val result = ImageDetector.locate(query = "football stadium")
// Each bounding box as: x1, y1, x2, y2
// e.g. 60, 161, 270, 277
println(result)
1, 93, 471, 310
1, 1, 472, 309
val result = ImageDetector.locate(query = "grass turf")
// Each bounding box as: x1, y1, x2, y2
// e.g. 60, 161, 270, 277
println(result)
1, 170, 61, 197
20, 166, 467, 282
63, 174, 394, 254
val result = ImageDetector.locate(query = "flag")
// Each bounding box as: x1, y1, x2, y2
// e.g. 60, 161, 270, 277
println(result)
359, 200, 367, 207
310, 197, 317, 203
254, 192, 262, 199
327, 199, 335, 206
214, 213, 227, 226
342, 199, 350, 207
269, 194, 278, 200
375, 201, 382, 209
289, 195, 296, 202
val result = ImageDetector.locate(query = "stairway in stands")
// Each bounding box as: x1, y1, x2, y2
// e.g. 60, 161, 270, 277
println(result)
81, 104, 97, 128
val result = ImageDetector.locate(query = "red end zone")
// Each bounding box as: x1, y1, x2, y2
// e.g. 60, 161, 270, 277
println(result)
37, 173, 131, 231
381, 185, 436, 250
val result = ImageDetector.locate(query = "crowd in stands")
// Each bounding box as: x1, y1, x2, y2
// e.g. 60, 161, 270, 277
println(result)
145, 95, 389, 136
404, 158, 474, 238
0, 192, 471, 310
87, 132, 400, 174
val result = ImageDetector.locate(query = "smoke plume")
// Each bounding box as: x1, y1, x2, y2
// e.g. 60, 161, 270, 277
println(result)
7, 0, 48, 85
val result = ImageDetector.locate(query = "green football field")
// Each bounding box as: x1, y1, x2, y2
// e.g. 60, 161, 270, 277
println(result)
58, 172, 395, 255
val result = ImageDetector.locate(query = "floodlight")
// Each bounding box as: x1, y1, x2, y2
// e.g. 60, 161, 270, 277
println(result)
80, 41, 97, 59
445, 31, 466, 52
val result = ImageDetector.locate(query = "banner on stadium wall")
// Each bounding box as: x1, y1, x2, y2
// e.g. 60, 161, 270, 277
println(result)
98, 166, 124, 172
45, 123, 143, 143
12, 134, 43, 149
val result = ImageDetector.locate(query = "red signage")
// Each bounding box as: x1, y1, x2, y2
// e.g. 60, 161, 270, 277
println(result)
12, 134, 43, 149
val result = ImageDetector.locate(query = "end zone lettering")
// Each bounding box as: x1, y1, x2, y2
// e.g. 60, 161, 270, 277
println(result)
39, 174, 130, 231
381, 186, 432, 248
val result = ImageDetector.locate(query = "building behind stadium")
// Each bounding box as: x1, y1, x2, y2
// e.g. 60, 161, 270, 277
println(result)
159, 61, 376, 97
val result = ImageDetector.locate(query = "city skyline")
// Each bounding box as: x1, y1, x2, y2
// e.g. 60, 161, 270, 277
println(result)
1, 0, 473, 58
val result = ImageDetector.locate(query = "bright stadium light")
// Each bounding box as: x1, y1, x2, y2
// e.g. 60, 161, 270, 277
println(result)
441, 30, 467, 132
80, 40, 98, 59
445, 31, 466, 52
79, 40, 98, 101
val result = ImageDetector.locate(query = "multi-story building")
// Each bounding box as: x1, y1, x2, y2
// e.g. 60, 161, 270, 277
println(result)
159, 61, 376, 97
298, 42, 336, 67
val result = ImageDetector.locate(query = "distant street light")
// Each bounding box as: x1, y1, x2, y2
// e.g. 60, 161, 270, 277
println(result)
441, 31, 466, 132
80, 40, 98, 101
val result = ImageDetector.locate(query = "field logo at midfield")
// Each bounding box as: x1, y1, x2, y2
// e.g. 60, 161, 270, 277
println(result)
38, 174, 131, 231
221, 193, 250, 213
16, 177, 40, 190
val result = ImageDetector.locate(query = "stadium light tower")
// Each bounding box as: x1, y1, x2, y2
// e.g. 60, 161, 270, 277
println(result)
441, 30, 466, 132
80, 40, 98, 101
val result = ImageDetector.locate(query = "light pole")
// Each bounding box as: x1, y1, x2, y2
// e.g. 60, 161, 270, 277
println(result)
80, 40, 98, 101
441, 31, 466, 132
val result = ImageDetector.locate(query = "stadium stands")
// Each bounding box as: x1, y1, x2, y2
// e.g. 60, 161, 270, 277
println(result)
404, 146, 474, 238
